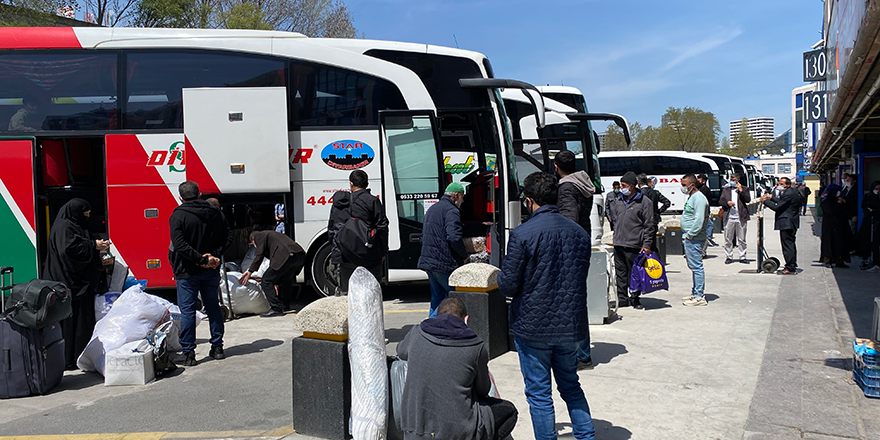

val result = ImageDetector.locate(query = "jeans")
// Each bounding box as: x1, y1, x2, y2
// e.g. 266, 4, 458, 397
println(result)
427, 271, 453, 318
683, 239, 705, 298
177, 270, 224, 354
515, 335, 595, 440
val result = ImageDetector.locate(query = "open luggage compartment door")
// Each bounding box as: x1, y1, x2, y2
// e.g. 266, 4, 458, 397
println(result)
183, 87, 290, 194
0, 138, 38, 282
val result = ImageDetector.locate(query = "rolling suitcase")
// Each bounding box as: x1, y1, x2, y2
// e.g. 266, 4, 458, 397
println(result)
0, 267, 66, 399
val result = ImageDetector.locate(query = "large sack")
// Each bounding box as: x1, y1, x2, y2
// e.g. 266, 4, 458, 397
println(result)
77, 285, 171, 375
348, 267, 387, 439
220, 272, 270, 315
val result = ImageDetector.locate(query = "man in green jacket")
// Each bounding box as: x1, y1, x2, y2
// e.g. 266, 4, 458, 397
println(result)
680, 173, 710, 307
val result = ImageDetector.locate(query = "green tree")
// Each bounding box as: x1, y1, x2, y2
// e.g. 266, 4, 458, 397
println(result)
602, 122, 627, 151
657, 106, 721, 152
220, 2, 271, 29
634, 125, 660, 151
134, 0, 211, 27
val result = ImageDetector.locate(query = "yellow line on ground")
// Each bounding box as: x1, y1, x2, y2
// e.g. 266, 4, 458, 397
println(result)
0, 425, 296, 440
383, 309, 428, 314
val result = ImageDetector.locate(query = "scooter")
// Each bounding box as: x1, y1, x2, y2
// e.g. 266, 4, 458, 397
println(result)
756, 203, 780, 273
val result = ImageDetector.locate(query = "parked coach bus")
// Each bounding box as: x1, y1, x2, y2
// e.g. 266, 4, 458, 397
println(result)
599, 151, 723, 212
0, 28, 545, 296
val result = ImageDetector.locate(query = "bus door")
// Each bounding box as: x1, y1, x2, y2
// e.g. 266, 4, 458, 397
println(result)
380, 111, 445, 271
0, 137, 39, 282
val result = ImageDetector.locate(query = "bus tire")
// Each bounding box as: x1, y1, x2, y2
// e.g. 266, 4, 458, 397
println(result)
310, 241, 339, 297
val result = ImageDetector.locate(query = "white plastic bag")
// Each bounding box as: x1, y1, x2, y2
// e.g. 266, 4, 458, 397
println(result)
389, 359, 407, 432
221, 272, 270, 315
348, 267, 388, 439
94, 291, 122, 322
77, 285, 171, 375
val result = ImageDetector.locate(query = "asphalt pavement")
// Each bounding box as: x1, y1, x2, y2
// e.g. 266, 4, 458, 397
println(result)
1, 209, 878, 440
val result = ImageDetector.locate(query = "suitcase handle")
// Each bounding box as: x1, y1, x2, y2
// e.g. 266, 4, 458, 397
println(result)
0, 267, 11, 275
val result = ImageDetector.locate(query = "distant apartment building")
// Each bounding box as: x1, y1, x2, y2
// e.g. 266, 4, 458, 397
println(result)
729, 117, 775, 147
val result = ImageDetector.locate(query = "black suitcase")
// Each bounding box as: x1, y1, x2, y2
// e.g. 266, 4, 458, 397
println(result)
0, 267, 66, 399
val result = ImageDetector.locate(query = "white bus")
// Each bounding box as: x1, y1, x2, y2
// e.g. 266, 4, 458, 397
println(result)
598, 151, 723, 212
0, 28, 545, 297
501, 88, 631, 244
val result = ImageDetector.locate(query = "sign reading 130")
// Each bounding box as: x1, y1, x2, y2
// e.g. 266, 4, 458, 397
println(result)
805, 91, 827, 123
803, 49, 827, 82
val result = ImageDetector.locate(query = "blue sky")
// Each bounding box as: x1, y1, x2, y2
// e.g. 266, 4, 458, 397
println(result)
348, 0, 823, 140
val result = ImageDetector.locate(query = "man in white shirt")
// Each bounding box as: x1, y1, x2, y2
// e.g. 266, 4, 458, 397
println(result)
718, 174, 751, 264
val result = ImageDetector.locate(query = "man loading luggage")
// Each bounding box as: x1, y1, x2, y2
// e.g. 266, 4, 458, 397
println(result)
168, 181, 232, 366
238, 230, 305, 317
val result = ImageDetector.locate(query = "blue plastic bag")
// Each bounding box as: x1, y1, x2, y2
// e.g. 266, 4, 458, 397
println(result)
630, 252, 669, 294
123, 276, 147, 291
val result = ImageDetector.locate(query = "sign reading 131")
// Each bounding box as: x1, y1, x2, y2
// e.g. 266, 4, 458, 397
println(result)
805, 91, 827, 123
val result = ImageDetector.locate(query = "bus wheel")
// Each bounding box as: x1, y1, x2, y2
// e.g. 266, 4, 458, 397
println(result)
310, 241, 339, 297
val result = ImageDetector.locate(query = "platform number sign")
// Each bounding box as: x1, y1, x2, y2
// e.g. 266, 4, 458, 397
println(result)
805, 91, 827, 123
803, 49, 827, 82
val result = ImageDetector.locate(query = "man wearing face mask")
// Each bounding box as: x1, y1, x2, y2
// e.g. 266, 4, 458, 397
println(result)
718, 173, 751, 264
839, 173, 859, 246
608, 171, 655, 309
680, 174, 710, 306
418, 183, 469, 318
761, 177, 802, 275
604, 181, 621, 231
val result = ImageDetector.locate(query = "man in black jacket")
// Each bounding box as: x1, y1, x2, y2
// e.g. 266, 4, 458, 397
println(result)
397, 298, 517, 440
335, 170, 390, 293
418, 182, 468, 318
604, 181, 620, 231
637, 173, 670, 252
840, 173, 859, 248
608, 171, 655, 309
555, 150, 595, 234
168, 181, 232, 366
718, 173, 751, 264
239, 230, 305, 317
761, 177, 802, 274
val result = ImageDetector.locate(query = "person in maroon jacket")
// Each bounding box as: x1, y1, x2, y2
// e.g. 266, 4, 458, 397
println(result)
239, 230, 305, 317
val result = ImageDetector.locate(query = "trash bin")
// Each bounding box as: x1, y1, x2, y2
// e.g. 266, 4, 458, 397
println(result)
655, 232, 667, 264
665, 226, 683, 256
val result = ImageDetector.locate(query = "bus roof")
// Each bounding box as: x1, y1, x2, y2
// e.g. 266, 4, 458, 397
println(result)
599, 150, 716, 160
537, 85, 584, 96
309, 38, 488, 67
500, 89, 577, 113
0, 27, 309, 49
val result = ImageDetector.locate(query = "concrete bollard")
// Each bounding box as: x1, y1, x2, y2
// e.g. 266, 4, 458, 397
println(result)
448, 263, 509, 360
292, 296, 350, 440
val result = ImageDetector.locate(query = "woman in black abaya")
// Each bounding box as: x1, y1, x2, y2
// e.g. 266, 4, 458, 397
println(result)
44, 199, 110, 369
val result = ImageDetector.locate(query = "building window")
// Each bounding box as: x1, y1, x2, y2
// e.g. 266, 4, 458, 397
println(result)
795, 110, 804, 143
762, 164, 775, 174
778, 163, 792, 174
796, 93, 803, 108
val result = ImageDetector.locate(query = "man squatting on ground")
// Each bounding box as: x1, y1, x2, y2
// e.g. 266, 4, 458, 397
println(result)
498, 171, 597, 440
554, 150, 596, 369
397, 297, 518, 439
168, 180, 232, 366
418, 182, 468, 318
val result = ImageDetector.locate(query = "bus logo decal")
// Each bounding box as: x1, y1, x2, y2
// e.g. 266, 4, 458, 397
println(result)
444, 155, 475, 174
146, 141, 186, 173
290, 148, 313, 164
321, 140, 374, 170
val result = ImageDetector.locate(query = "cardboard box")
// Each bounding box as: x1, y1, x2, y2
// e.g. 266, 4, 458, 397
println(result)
104, 340, 155, 386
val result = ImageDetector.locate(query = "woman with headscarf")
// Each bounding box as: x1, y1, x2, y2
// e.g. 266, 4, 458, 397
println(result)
43, 198, 110, 369
819, 184, 851, 268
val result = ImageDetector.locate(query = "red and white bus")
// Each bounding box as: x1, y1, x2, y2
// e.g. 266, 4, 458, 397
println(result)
0, 28, 544, 295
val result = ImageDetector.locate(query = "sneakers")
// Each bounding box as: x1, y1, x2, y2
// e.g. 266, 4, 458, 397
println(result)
577, 357, 594, 370
708, 238, 719, 247
725, 258, 734, 264
740, 258, 749, 264
682, 296, 708, 306
260, 309, 285, 318
174, 351, 196, 367
209, 346, 225, 360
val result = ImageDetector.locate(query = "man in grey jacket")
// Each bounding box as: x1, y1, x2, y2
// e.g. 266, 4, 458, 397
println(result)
608, 171, 655, 309
555, 150, 595, 233
397, 298, 517, 440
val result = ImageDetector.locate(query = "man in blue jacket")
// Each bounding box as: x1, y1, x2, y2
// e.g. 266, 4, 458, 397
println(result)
498, 172, 595, 440
418, 182, 468, 318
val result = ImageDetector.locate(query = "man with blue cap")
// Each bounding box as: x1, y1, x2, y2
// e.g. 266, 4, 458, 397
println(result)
418, 182, 469, 317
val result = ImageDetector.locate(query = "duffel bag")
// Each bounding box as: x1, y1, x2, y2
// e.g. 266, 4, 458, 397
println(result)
1, 280, 72, 329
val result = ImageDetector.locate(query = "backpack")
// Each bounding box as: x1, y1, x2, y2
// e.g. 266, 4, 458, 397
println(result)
1, 280, 72, 329
334, 192, 384, 266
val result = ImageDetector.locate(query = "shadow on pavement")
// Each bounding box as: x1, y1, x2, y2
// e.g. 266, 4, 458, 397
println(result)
704, 293, 720, 302
385, 324, 415, 344
223, 338, 284, 357
55, 371, 104, 392
638, 297, 670, 310
553, 419, 632, 439
590, 342, 628, 366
